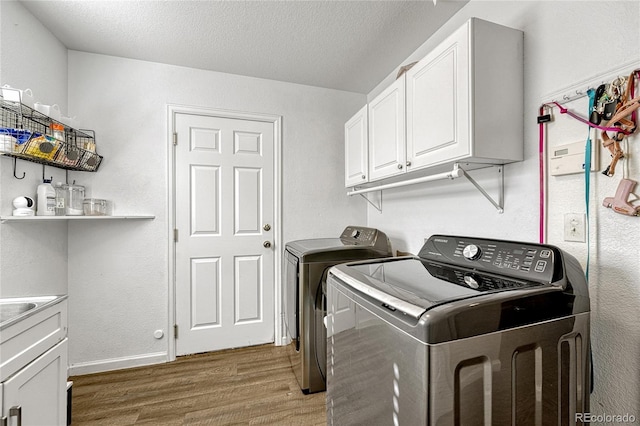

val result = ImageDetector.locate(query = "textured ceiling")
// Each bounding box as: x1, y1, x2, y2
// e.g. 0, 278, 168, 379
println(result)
19, 0, 467, 94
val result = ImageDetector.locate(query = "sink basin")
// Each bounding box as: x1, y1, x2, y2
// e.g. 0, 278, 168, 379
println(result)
0, 302, 37, 322
0, 296, 64, 330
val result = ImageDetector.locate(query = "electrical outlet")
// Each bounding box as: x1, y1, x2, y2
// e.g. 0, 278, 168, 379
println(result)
564, 213, 586, 242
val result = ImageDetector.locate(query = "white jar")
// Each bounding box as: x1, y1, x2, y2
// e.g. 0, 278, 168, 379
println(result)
36, 179, 56, 216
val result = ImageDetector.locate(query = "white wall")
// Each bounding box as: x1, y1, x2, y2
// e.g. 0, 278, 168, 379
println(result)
65, 52, 366, 371
0, 0, 69, 297
366, 1, 640, 421
1, 0, 366, 373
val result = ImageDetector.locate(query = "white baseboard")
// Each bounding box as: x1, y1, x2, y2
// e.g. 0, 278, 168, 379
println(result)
68, 352, 168, 376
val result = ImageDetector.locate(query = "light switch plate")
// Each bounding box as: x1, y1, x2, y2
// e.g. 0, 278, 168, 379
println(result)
564, 213, 586, 242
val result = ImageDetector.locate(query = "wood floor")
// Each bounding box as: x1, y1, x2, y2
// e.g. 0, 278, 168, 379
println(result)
70, 344, 326, 425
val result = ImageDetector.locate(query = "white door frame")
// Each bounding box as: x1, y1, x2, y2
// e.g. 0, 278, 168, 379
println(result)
167, 104, 283, 361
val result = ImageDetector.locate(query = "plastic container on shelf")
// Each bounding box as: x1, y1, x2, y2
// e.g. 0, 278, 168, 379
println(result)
1, 85, 34, 108
37, 179, 56, 216
54, 182, 66, 216
63, 184, 85, 216
0, 128, 38, 153
33, 103, 61, 121
83, 199, 111, 216
51, 123, 65, 142
0, 133, 13, 153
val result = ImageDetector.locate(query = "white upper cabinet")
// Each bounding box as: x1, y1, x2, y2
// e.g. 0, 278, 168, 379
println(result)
345, 18, 523, 189
344, 105, 369, 187
368, 76, 406, 182
406, 18, 523, 172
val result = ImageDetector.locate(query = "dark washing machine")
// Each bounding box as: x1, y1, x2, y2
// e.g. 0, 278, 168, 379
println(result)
327, 235, 590, 425
284, 226, 392, 394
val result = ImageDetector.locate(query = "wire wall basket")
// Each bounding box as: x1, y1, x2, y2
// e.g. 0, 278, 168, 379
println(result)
0, 97, 102, 172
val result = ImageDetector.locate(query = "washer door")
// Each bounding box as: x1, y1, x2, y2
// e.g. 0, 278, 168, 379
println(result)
314, 277, 327, 381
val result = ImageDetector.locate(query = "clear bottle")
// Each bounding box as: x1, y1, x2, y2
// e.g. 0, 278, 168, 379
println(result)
54, 182, 66, 216
36, 179, 56, 216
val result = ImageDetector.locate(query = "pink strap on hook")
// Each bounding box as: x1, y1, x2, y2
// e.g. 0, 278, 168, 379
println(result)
551, 102, 630, 134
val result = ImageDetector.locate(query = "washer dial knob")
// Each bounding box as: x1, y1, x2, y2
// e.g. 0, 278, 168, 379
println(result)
351, 229, 360, 238
463, 274, 480, 289
463, 244, 482, 261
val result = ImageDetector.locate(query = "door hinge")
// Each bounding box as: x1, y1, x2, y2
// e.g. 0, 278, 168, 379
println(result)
173, 132, 178, 146
174, 228, 178, 242
174, 324, 178, 339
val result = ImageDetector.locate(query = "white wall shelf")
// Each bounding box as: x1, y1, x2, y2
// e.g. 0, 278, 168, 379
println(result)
0, 215, 155, 223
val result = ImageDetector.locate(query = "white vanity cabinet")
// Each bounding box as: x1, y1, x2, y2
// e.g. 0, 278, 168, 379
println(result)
344, 105, 369, 187
405, 18, 523, 172
1, 339, 68, 426
1, 297, 68, 425
367, 76, 406, 182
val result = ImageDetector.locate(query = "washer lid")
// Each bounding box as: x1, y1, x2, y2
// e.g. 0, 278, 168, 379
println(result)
331, 257, 544, 318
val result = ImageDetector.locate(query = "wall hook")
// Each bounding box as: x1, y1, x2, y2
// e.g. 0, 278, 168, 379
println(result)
13, 158, 25, 179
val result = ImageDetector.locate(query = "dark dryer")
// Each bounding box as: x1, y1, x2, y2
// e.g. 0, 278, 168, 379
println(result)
284, 226, 392, 394
327, 235, 590, 425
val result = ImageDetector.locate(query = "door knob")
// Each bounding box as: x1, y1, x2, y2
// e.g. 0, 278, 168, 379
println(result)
263, 241, 272, 248
263, 224, 271, 231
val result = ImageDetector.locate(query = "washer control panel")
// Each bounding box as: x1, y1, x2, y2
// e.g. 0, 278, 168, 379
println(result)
419, 235, 557, 284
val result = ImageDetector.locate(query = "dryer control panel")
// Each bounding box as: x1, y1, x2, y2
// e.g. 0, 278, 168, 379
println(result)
419, 235, 558, 284
340, 226, 390, 253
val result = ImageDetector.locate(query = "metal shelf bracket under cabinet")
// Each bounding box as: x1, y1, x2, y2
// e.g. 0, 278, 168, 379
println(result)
347, 163, 505, 213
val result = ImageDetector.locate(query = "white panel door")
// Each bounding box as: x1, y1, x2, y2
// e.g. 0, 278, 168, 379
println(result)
406, 22, 470, 171
368, 76, 406, 182
344, 105, 368, 187
175, 113, 274, 356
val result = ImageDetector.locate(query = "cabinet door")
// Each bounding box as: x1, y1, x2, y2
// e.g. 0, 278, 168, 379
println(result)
368, 76, 406, 181
344, 105, 369, 187
406, 22, 470, 171
2, 339, 68, 426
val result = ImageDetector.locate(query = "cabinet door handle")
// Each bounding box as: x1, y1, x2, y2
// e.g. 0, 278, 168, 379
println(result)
406, 161, 412, 167
361, 174, 366, 179
9, 406, 21, 426
397, 164, 403, 169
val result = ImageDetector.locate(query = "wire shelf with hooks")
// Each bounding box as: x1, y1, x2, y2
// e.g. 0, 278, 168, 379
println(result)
0, 97, 102, 172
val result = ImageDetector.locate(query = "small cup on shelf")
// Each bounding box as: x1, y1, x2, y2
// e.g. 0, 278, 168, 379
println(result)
83, 199, 111, 216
